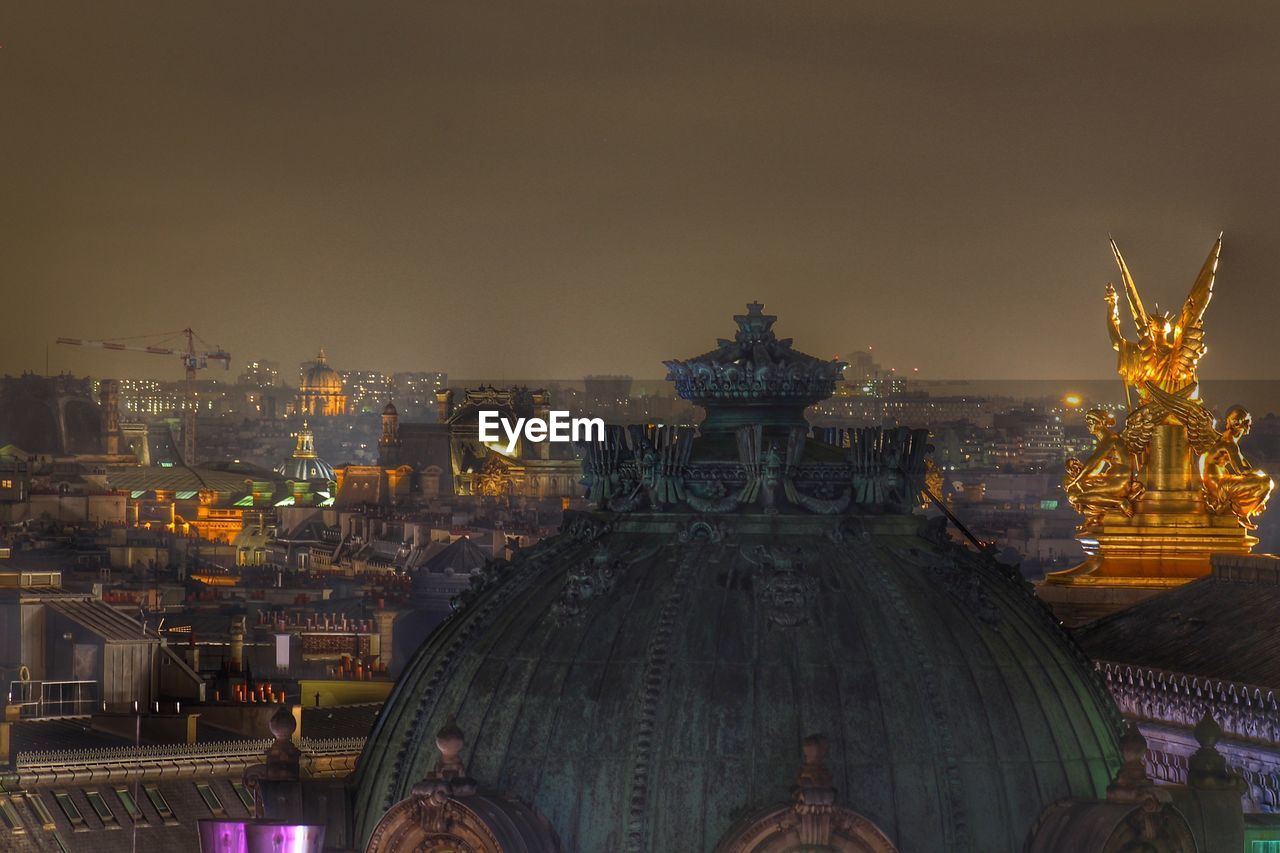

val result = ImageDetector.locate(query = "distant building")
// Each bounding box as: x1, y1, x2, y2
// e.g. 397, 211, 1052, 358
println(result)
237, 359, 280, 388
583, 374, 633, 407
0, 446, 31, 504
340, 368, 393, 414
842, 348, 906, 396
0, 569, 203, 711
390, 371, 447, 420
0, 373, 106, 455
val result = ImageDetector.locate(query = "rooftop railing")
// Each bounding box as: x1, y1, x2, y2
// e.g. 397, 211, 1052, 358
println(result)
6, 680, 97, 719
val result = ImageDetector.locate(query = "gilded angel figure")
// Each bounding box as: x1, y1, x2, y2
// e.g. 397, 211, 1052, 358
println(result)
1105, 235, 1220, 404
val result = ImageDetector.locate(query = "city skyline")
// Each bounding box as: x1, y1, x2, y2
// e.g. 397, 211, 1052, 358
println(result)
5, 4, 1280, 380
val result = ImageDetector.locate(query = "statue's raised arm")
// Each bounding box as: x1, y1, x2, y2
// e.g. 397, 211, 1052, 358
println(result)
1104, 283, 1126, 351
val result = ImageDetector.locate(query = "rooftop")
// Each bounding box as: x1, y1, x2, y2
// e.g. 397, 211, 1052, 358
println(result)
1075, 553, 1280, 687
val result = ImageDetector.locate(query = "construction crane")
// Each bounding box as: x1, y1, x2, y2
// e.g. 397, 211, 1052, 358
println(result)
56, 328, 231, 464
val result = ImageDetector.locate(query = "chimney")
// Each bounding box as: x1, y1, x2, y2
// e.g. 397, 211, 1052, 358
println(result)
436, 389, 454, 424
99, 380, 122, 455
230, 616, 245, 673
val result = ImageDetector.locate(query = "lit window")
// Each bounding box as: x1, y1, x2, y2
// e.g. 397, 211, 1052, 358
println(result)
113, 787, 144, 823
84, 791, 117, 828
195, 783, 225, 816
25, 794, 55, 830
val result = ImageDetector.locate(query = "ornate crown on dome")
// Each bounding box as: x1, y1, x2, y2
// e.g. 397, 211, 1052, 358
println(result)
576, 303, 929, 516
663, 302, 846, 412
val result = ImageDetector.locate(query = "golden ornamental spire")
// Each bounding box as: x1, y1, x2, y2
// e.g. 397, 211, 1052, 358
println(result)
294, 421, 317, 459
1105, 234, 1220, 405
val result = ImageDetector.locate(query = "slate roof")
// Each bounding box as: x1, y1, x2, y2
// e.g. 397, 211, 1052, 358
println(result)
105, 466, 256, 494
0, 776, 253, 853
334, 470, 388, 508
8, 719, 134, 754
301, 703, 382, 739
44, 597, 152, 642
420, 536, 488, 575
397, 423, 451, 471
1074, 553, 1280, 687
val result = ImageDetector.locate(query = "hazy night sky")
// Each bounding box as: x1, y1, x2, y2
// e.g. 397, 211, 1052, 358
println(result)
4, 2, 1280, 382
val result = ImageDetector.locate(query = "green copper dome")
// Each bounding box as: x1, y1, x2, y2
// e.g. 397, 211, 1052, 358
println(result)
352, 305, 1122, 852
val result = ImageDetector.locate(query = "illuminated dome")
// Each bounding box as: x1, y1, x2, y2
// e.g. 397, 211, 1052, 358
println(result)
298, 349, 348, 417
276, 422, 335, 482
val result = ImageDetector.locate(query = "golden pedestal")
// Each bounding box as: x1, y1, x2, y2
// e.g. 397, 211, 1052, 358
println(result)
1039, 424, 1256, 625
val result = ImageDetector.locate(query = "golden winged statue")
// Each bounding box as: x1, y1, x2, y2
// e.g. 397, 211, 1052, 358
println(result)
1106, 234, 1220, 405
1145, 383, 1275, 529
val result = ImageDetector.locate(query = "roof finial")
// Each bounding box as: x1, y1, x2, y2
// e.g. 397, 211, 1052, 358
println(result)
791, 734, 837, 843
410, 719, 477, 802
1188, 710, 1245, 791
1105, 722, 1168, 805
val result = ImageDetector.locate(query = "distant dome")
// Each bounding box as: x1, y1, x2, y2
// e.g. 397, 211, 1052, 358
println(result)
302, 349, 344, 394
298, 349, 348, 417
383, 401, 398, 416
276, 422, 335, 482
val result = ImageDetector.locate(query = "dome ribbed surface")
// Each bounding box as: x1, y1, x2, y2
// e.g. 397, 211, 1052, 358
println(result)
353, 512, 1121, 852
275, 456, 335, 482
302, 350, 344, 393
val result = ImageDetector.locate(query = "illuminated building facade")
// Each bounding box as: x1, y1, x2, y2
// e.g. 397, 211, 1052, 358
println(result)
434, 386, 580, 498
298, 349, 348, 417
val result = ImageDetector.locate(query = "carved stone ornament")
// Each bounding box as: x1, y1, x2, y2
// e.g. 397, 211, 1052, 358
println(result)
551, 557, 620, 624
714, 734, 898, 853
748, 546, 817, 628
365, 724, 560, 853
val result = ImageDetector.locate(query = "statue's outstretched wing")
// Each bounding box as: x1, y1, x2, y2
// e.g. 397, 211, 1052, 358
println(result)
1110, 238, 1148, 328
1144, 381, 1220, 454
1176, 234, 1220, 374
1120, 402, 1161, 458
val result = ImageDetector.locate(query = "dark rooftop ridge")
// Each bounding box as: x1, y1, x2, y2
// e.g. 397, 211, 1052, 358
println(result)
1210, 553, 1280, 584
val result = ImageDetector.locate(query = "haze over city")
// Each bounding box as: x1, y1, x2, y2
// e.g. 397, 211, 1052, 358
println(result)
5, 2, 1280, 380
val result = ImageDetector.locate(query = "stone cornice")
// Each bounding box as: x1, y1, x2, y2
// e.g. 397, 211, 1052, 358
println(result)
1, 736, 364, 788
